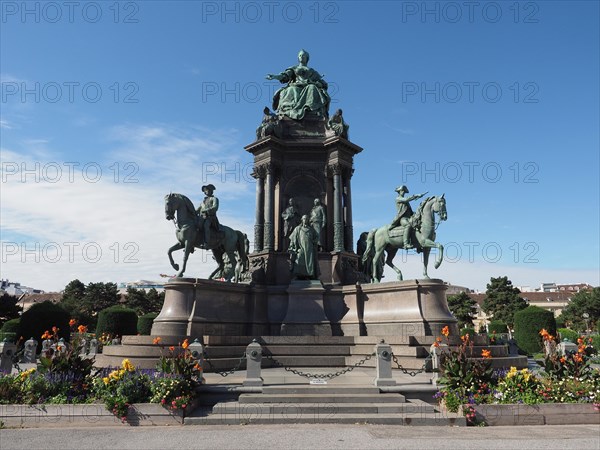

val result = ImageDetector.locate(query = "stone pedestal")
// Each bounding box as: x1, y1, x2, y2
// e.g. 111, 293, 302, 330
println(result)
280, 280, 332, 336
340, 279, 458, 337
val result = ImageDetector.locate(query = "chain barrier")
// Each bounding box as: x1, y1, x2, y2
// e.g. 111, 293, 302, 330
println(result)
391, 351, 432, 377
203, 350, 247, 377
262, 351, 375, 380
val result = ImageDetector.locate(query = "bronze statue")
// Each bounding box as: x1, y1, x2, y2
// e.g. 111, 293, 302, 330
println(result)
281, 197, 300, 250
309, 198, 326, 250
165, 192, 248, 281
389, 185, 427, 249
198, 184, 220, 248
266, 49, 330, 120
288, 215, 319, 279
363, 194, 447, 282
256, 106, 281, 139
328, 109, 349, 138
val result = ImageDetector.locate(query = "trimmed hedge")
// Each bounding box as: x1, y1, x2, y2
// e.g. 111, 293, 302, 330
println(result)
488, 320, 508, 334
0, 318, 20, 334
18, 301, 70, 348
591, 335, 600, 355
514, 306, 556, 355
137, 313, 158, 335
557, 328, 579, 343
96, 306, 138, 337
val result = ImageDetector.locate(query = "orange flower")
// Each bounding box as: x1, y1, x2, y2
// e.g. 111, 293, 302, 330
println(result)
153, 337, 162, 345
77, 325, 88, 334
193, 363, 202, 371
69, 319, 77, 327
461, 333, 470, 342
481, 349, 492, 359
441, 326, 450, 338
169, 346, 175, 352
52, 326, 59, 333
559, 357, 566, 363
41, 330, 51, 340
182, 338, 189, 350
539, 329, 554, 342
433, 341, 440, 348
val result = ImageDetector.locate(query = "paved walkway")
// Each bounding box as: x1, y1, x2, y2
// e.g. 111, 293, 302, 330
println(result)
1, 423, 598, 449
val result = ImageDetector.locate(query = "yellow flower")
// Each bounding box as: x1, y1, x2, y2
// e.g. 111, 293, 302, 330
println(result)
102, 377, 110, 385
122, 359, 135, 372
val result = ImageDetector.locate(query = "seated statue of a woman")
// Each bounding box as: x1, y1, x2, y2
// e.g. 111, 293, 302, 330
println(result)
266, 49, 330, 120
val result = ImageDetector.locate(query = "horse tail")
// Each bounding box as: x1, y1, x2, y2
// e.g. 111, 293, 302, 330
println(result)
236, 231, 249, 269
362, 229, 376, 264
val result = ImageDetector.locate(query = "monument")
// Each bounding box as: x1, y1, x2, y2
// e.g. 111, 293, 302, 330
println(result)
150, 49, 458, 340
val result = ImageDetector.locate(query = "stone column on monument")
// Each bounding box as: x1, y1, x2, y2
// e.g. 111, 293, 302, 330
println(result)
343, 168, 354, 252
253, 166, 265, 252
332, 165, 344, 252
263, 164, 275, 251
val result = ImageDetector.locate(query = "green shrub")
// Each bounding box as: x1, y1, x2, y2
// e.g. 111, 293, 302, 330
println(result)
19, 301, 70, 348
460, 327, 475, 337
96, 306, 138, 337
0, 318, 20, 334
488, 320, 508, 334
555, 315, 566, 329
137, 313, 158, 335
590, 335, 600, 355
557, 328, 579, 343
514, 306, 557, 355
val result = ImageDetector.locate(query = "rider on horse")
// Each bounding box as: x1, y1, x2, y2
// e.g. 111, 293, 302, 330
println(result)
198, 184, 220, 248
389, 185, 427, 249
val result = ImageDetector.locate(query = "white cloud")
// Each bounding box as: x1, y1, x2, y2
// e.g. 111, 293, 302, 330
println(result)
1, 124, 255, 292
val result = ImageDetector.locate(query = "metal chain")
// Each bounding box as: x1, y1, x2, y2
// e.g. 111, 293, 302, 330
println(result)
203, 350, 247, 377
262, 352, 375, 380
391, 352, 432, 377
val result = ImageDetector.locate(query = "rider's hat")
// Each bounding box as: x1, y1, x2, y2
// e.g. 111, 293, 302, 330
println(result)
202, 184, 216, 192
395, 185, 409, 193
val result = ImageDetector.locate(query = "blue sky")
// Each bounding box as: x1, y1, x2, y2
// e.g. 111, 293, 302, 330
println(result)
1, 1, 598, 292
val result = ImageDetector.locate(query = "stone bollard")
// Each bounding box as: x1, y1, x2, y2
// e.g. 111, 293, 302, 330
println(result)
429, 344, 450, 386
0, 340, 17, 373
373, 339, 396, 386
111, 337, 121, 345
22, 338, 38, 363
79, 337, 89, 356
244, 339, 263, 387
188, 339, 205, 384
558, 339, 578, 355
42, 338, 52, 354
89, 338, 98, 355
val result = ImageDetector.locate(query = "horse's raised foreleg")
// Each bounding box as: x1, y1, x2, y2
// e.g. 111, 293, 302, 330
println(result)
420, 238, 444, 270
168, 242, 184, 272
385, 247, 403, 281
177, 239, 195, 277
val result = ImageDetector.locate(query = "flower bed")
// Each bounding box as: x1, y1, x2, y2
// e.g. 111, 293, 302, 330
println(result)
0, 326, 203, 425
434, 327, 600, 426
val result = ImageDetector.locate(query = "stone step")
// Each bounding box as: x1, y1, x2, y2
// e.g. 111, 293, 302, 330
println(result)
185, 412, 466, 426
262, 385, 382, 395
204, 336, 355, 346
212, 401, 434, 414
350, 344, 424, 357
238, 393, 406, 404
206, 345, 353, 357
345, 354, 430, 371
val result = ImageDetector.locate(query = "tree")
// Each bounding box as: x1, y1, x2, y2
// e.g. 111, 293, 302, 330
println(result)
0, 293, 22, 326
447, 292, 477, 328
59, 279, 88, 323
482, 276, 528, 328
123, 287, 147, 315
83, 282, 121, 315
146, 288, 165, 314
560, 287, 600, 331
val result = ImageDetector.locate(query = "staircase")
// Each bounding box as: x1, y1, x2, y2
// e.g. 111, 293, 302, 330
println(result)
185, 385, 465, 426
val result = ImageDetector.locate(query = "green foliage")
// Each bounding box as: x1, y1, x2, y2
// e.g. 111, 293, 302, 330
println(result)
60, 280, 121, 326
0, 318, 20, 334
460, 327, 476, 337
555, 314, 566, 329
124, 288, 164, 315
488, 320, 508, 334
561, 287, 599, 331
447, 292, 478, 328
481, 276, 528, 327
591, 335, 600, 355
557, 328, 579, 343
137, 313, 158, 335
0, 293, 23, 326
19, 301, 70, 347
513, 306, 556, 355
96, 306, 138, 337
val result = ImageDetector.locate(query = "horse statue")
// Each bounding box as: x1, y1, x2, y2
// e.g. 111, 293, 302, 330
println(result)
164, 193, 248, 281
362, 194, 447, 283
